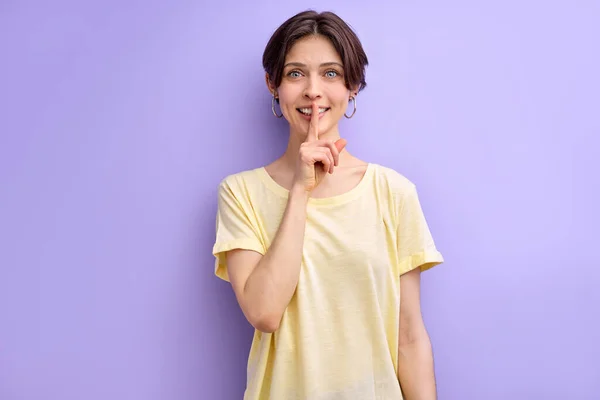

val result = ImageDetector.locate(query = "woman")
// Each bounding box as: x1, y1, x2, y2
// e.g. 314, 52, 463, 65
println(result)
213, 10, 444, 400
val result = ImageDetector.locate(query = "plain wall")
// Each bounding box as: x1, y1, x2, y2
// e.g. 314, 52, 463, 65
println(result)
1, 1, 599, 399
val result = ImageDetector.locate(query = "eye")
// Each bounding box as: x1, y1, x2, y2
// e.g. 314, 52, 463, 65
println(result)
325, 70, 339, 78
287, 70, 302, 78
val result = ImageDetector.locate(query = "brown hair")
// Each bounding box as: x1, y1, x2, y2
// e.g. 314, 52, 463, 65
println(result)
262, 10, 369, 96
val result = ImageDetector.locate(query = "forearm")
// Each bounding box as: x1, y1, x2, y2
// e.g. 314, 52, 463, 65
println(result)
243, 186, 309, 326
397, 336, 436, 400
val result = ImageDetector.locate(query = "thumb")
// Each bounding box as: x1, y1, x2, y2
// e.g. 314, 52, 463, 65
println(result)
334, 138, 347, 153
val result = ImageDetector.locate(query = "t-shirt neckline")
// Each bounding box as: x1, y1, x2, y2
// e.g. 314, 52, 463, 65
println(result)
256, 163, 374, 207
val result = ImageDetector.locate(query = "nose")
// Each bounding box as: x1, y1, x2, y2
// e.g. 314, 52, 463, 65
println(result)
303, 76, 322, 100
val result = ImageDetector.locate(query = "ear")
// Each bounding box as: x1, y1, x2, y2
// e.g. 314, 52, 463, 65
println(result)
349, 85, 359, 99
265, 73, 276, 95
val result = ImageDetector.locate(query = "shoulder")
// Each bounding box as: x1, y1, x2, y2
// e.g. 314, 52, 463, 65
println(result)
218, 167, 263, 193
370, 163, 417, 199
369, 163, 428, 223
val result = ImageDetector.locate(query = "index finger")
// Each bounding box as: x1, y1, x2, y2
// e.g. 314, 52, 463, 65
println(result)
306, 102, 319, 142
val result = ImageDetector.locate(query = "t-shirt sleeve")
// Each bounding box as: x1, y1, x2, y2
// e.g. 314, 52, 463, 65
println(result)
396, 184, 444, 275
212, 179, 265, 282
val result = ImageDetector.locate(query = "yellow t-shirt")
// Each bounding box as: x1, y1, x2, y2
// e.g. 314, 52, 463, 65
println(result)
213, 163, 444, 400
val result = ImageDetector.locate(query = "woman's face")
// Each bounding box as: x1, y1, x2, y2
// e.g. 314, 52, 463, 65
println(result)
269, 35, 355, 138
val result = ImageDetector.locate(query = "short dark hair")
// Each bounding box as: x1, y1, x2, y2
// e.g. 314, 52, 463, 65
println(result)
262, 10, 369, 94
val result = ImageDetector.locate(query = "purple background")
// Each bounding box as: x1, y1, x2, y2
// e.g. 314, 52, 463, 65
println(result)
1, 1, 599, 399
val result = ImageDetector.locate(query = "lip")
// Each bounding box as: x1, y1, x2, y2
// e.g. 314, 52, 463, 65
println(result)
297, 108, 329, 120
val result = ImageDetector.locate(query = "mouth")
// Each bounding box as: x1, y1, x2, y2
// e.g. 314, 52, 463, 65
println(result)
296, 107, 330, 119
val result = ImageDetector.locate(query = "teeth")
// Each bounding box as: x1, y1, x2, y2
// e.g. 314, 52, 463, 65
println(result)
299, 108, 328, 115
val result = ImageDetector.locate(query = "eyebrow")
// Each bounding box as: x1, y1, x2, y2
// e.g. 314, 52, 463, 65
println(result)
283, 62, 343, 69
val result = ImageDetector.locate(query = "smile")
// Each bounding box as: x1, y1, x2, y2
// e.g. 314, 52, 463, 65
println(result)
297, 107, 330, 121
297, 107, 330, 116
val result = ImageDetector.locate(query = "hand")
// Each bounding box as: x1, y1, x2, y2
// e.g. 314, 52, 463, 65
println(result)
293, 102, 347, 193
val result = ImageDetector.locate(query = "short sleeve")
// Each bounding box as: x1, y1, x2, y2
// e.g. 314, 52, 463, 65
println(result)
396, 184, 444, 275
212, 180, 265, 282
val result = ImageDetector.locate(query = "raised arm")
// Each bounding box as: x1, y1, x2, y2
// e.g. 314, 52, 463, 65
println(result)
226, 102, 346, 332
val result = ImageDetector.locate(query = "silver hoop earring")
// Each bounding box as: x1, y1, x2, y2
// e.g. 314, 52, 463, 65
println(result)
344, 96, 357, 119
272, 94, 283, 118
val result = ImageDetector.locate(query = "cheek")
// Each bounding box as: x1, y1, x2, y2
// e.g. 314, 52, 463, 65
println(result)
276, 86, 297, 105
327, 88, 350, 106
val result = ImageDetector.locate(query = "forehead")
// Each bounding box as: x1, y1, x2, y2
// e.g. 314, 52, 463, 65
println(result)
284, 35, 342, 65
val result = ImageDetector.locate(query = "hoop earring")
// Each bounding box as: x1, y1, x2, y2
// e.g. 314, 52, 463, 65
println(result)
272, 94, 283, 118
344, 96, 357, 119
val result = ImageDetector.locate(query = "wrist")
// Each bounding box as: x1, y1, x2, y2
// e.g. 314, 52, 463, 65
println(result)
289, 184, 310, 204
